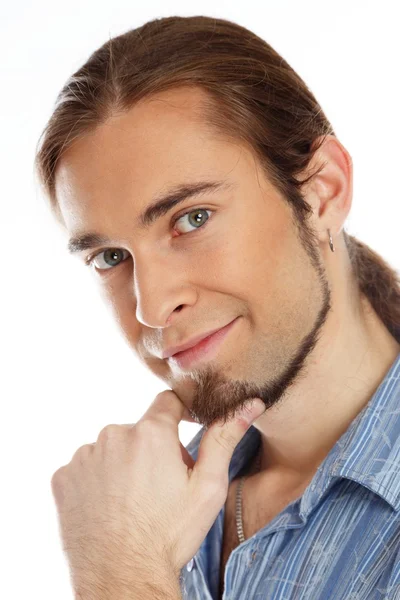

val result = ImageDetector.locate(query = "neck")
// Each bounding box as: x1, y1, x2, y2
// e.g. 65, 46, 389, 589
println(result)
252, 293, 400, 482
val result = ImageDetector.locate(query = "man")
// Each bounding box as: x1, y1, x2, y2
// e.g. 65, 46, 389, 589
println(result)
37, 16, 400, 600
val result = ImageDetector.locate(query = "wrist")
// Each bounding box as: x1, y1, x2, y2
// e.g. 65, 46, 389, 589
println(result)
74, 568, 182, 600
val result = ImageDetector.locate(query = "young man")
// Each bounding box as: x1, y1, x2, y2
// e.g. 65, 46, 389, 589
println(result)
37, 16, 400, 600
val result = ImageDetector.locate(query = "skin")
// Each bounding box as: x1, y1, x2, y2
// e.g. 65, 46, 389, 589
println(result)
55, 86, 400, 494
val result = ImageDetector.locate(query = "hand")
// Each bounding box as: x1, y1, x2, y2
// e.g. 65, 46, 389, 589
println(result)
51, 391, 265, 593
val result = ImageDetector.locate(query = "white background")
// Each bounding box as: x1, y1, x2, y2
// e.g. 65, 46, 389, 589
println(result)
1, 1, 399, 598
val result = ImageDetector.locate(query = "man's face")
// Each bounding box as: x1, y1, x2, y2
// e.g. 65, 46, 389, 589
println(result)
55, 86, 331, 428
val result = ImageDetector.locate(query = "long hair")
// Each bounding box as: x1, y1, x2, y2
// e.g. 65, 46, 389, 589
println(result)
34, 15, 400, 340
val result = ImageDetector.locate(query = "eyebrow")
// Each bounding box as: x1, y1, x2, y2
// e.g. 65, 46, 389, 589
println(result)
67, 179, 235, 255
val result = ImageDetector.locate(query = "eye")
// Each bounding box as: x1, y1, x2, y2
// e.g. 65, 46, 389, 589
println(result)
173, 208, 212, 234
85, 208, 212, 273
85, 248, 130, 271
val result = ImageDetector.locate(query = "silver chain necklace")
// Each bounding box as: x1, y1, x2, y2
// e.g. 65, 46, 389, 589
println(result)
233, 227, 337, 544
235, 445, 262, 543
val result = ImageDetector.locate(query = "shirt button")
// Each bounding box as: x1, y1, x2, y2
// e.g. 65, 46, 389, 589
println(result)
186, 558, 195, 572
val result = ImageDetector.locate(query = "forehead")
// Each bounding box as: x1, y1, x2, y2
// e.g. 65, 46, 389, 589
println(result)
55, 87, 246, 234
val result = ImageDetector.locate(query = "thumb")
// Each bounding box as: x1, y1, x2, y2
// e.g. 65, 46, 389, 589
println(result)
194, 398, 265, 488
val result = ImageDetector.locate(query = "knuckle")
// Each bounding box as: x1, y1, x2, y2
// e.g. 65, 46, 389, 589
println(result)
213, 429, 237, 453
51, 465, 66, 489
51, 467, 62, 484
97, 423, 121, 442
78, 443, 94, 457
70, 443, 92, 465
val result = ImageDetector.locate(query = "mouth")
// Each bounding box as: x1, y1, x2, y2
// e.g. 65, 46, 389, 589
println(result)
168, 317, 240, 369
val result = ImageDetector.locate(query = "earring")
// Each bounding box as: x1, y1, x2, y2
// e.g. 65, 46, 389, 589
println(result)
328, 229, 335, 253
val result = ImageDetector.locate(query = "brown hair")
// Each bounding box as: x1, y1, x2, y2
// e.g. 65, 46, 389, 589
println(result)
34, 15, 400, 341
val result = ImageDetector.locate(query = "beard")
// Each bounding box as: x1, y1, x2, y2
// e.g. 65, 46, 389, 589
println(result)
187, 223, 332, 429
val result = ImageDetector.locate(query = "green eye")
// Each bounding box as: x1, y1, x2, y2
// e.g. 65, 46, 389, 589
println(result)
86, 248, 130, 271
85, 207, 213, 273
174, 208, 212, 234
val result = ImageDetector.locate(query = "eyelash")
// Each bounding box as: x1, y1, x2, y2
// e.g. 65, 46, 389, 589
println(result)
84, 207, 213, 272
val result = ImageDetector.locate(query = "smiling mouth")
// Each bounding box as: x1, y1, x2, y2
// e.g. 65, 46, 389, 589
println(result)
168, 317, 240, 369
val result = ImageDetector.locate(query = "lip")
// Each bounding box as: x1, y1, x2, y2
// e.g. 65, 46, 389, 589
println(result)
163, 321, 235, 358
168, 317, 239, 369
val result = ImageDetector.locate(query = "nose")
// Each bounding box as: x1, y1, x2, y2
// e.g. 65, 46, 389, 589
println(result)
133, 250, 197, 330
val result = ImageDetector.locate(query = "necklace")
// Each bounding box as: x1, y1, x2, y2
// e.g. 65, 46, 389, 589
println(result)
235, 444, 262, 543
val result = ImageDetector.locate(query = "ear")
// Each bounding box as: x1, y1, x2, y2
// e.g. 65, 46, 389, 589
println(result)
301, 135, 353, 243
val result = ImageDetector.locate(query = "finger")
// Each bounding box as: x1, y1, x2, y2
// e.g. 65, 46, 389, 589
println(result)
142, 391, 197, 470
141, 390, 187, 427
194, 398, 265, 486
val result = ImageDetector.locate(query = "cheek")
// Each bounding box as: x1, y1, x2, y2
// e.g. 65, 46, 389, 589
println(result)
209, 225, 286, 293
100, 283, 142, 348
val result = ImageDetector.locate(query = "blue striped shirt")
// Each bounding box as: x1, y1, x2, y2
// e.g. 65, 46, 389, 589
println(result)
179, 350, 400, 599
